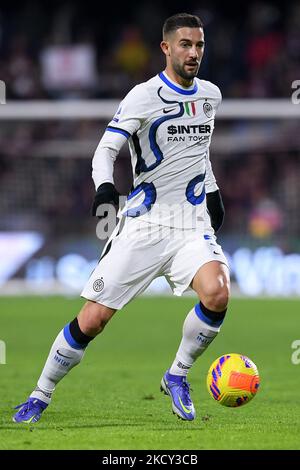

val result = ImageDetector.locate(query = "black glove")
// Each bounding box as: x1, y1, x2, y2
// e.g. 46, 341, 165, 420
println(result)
92, 182, 119, 217
206, 189, 225, 233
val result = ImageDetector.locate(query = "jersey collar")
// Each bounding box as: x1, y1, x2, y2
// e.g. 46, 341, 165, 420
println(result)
158, 71, 198, 95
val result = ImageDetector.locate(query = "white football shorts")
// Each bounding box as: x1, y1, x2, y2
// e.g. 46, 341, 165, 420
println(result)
81, 217, 229, 310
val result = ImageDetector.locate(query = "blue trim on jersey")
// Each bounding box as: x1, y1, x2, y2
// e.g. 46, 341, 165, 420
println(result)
204, 234, 212, 240
147, 103, 185, 171
159, 72, 198, 95
63, 324, 87, 350
132, 132, 143, 176
106, 126, 130, 139
134, 87, 184, 173
194, 303, 224, 328
186, 173, 206, 205
125, 182, 157, 217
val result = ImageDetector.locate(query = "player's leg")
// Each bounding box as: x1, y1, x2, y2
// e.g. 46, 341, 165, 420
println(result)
35, 300, 117, 398
13, 301, 116, 424
161, 232, 230, 421
169, 261, 230, 377
13, 217, 125, 424
13, 218, 168, 424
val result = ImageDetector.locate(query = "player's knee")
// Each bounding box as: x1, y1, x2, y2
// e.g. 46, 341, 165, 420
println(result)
202, 282, 230, 312
211, 289, 229, 312
78, 301, 116, 337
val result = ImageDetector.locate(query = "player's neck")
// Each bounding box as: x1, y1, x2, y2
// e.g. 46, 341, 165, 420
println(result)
163, 68, 194, 88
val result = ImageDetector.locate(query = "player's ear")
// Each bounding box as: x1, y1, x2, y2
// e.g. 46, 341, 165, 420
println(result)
160, 40, 170, 57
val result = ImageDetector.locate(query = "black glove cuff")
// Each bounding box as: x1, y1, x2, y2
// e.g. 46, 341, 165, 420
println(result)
92, 183, 119, 216
206, 190, 225, 233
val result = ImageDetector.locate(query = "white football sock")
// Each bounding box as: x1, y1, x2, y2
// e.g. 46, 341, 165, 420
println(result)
169, 305, 223, 377
30, 329, 86, 404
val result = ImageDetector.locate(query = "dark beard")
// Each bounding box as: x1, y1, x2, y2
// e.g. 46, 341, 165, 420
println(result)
173, 61, 199, 81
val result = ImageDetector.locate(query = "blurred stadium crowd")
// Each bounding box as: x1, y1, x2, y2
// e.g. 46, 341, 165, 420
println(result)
1, 119, 299, 250
0, 0, 299, 99
0, 0, 300, 99
0, 0, 299, 252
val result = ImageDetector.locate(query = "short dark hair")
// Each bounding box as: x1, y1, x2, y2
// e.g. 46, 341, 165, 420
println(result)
163, 13, 203, 38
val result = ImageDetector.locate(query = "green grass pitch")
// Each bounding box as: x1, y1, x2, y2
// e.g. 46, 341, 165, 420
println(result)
1, 295, 300, 450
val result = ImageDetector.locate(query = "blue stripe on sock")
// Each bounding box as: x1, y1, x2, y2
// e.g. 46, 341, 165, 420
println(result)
194, 303, 224, 328
63, 324, 87, 350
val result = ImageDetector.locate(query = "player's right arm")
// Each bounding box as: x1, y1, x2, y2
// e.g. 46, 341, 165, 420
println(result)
91, 84, 150, 216
91, 128, 128, 216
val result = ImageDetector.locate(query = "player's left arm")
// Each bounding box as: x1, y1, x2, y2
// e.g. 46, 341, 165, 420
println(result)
205, 150, 225, 233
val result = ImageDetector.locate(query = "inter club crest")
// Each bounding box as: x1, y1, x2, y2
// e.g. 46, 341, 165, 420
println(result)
93, 278, 104, 292
203, 101, 213, 118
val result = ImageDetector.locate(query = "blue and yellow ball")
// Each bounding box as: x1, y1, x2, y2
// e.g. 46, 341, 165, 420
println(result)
207, 353, 260, 407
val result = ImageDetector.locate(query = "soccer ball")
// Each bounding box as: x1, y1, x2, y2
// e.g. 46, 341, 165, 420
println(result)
207, 353, 260, 407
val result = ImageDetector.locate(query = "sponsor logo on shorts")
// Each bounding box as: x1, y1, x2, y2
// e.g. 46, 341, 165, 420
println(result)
93, 278, 104, 292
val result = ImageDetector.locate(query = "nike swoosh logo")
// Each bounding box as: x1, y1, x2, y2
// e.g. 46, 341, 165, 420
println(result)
178, 396, 192, 414
213, 251, 221, 255
56, 349, 72, 359
163, 107, 177, 114
198, 332, 212, 338
22, 416, 37, 424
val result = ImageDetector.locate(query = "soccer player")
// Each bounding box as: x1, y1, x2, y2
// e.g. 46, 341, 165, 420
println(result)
14, 12, 230, 423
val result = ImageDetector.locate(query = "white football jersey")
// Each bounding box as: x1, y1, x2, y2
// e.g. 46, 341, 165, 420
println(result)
92, 71, 222, 229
